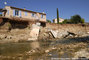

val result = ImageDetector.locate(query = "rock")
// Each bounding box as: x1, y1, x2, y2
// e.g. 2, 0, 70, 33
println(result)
57, 31, 68, 38
50, 30, 58, 38
74, 49, 89, 58
0, 34, 6, 39
57, 32, 63, 38
59, 51, 64, 55
64, 31, 76, 38
28, 38, 37, 41
36, 22, 41, 26
27, 49, 36, 54
6, 35, 12, 39
45, 50, 50, 53
87, 32, 89, 34
52, 47, 56, 50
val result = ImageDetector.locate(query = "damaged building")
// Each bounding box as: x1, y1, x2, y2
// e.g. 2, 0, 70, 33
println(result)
0, 6, 46, 27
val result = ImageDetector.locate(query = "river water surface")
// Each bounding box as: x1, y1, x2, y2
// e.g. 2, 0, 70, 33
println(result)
0, 37, 89, 60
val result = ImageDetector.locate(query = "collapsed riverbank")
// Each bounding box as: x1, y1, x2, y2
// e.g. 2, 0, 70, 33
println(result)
0, 18, 89, 43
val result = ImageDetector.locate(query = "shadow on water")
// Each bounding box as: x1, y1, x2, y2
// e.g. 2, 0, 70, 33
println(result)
55, 36, 89, 44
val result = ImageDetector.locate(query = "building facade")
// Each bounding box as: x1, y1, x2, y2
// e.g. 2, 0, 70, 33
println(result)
2, 6, 46, 22
53, 18, 64, 23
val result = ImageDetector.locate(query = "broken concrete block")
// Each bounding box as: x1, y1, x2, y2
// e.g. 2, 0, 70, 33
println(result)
28, 38, 37, 41
28, 24, 40, 41
50, 30, 58, 38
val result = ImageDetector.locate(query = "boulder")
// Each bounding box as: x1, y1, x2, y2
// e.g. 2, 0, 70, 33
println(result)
74, 49, 89, 59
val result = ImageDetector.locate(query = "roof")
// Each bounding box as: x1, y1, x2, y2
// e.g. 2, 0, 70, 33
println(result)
6, 6, 46, 15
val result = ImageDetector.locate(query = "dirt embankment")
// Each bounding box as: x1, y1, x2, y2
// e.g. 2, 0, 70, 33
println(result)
0, 18, 89, 43
39, 23, 89, 40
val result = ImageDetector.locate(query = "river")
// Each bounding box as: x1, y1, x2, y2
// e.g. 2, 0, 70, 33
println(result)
0, 36, 89, 60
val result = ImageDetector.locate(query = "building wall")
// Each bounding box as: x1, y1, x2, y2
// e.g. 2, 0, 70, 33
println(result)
4, 6, 13, 17
53, 18, 64, 23
4, 6, 46, 22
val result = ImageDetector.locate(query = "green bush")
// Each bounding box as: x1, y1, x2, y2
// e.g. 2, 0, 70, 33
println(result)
62, 19, 71, 24
70, 15, 85, 24
47, 20, 51, 23
62, 15, 85, 24
0, 14, 2, 16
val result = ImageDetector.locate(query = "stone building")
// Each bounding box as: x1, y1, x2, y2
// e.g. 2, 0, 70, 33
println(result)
3, 6, 46, 22
0, 6, 47, 27
53, 18, 64, 23
1, 6, 46, 22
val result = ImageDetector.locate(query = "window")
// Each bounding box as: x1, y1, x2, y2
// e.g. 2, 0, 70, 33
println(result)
19, 11, 21, 17
7, 10, 9, 15
31, 13, 35, 17
15, 10, 19, 16
25, 12, 27, 16
41, 14, 44, 18
13, 9, 15, 16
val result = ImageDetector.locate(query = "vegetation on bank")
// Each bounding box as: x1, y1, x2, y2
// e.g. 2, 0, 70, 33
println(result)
62, 15, 85, 24
47, 9, 85, 24
47, 19, 51, 23
48, 14, 85, 24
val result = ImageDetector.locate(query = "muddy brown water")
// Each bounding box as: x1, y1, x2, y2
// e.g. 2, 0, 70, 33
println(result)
0, 37, 89, 60
0, 41, 51, 60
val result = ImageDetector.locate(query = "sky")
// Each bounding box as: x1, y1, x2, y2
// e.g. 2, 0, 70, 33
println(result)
0, 0, 89, 22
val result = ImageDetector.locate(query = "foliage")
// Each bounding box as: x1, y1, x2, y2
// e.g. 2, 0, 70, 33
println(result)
81, 18, 85, 23
47, 20, 51, 23
70, 15, 84, 24
62, 15, 85, 24
62, 19, 69, 24
62, 19, 71, 24
57, 8, 59, 24
8, 23, 11, 27
0, 14, 2, 16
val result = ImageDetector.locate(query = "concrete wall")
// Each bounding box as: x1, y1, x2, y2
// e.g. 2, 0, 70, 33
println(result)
4, 6, 46, 22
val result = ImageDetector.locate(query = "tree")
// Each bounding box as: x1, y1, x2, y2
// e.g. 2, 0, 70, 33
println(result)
57, 8, 59, 24
62, 19, 71, 24
0, 14, 2, 16
81, 18, 85, 23
62, 19, 69, 24
70, 15, 82, 24
47, 20, 51, 23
